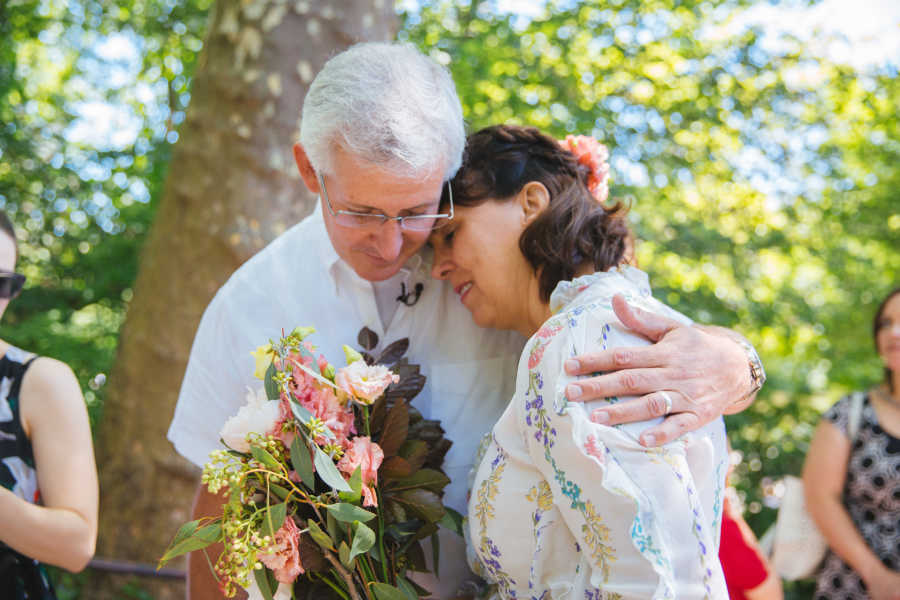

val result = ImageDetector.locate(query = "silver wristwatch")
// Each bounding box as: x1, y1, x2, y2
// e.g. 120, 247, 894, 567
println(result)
738, 339, 766, 394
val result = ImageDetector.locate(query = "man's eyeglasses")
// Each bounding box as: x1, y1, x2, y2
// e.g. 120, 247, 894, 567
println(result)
317, 172, 453, 231
0, 271, 25, 300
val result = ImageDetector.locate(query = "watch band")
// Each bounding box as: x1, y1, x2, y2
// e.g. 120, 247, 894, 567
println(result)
738, 338, 766, 394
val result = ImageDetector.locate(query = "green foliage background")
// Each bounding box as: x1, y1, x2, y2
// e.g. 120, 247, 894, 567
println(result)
1, 0, 898, 596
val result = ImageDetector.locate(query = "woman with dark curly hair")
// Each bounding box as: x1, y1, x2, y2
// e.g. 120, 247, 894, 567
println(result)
429, 125, 729, 599
803, 288, 900, 600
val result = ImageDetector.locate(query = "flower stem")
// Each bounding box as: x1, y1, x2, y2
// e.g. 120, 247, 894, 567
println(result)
325, 553, 362, 600
313, 572, 350, 600
375, 487, 389, 582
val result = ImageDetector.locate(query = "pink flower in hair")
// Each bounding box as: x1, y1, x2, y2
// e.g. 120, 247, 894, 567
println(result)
560, 135, 610, 204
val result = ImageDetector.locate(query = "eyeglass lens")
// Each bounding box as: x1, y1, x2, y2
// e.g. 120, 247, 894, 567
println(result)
0, 273, 26, 299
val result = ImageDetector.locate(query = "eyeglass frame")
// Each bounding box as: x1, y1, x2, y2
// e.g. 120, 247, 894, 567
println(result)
0, 271, 25, 300
316, 171, 453, 231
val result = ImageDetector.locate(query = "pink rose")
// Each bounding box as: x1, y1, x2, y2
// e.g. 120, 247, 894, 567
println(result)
300, 386, 355, 448
287, 352, 317, 403
337, 436, 384, 507
334, 362, 399, 405
258, 515, 304, 584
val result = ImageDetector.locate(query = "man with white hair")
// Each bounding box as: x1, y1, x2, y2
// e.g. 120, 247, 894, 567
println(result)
169, 42, 763, 599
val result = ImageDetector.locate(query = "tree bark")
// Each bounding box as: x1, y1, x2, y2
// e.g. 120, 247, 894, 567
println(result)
93, 2, 395, 597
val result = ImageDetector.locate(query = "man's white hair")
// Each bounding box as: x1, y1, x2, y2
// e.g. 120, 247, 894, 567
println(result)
299, 42, 465, 181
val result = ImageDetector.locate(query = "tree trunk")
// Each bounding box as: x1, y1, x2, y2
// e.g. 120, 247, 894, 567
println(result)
93, 2, 395, 597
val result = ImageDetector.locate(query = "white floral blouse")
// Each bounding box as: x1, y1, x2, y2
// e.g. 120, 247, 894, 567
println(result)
466, 267, 729, 600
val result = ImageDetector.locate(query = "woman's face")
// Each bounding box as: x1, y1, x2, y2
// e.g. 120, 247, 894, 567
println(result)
0, 231, 16, 320
876, 293, 900, 373
429, 199, 539, 334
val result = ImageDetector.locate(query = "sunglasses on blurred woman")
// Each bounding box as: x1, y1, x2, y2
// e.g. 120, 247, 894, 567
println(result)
0, 271, 26, 299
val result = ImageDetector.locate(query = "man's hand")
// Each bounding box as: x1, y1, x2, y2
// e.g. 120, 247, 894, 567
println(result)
563, 294, 757, 446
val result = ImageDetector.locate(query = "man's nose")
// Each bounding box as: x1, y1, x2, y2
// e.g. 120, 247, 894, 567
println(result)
372, 220, 403, 262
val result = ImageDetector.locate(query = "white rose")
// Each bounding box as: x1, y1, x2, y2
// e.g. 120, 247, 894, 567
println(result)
244, 579, 292, 600
219, 387, 281, 453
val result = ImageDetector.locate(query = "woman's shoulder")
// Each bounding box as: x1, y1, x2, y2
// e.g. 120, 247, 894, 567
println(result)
19, 357, 82, 412
12, 354, 83, 438
822, 390, 869, 436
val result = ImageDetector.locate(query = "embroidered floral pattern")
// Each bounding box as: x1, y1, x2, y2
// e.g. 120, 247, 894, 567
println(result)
467, 269, 728, 599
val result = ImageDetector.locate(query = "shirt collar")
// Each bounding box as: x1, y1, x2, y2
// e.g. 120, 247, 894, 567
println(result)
549, 265, 651, 313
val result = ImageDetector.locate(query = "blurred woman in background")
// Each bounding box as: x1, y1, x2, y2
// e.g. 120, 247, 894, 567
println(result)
803, 288, 900, 600
0, 212, 98, 598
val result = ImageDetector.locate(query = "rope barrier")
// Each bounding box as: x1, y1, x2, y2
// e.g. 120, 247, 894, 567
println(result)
88, 558, 185, 580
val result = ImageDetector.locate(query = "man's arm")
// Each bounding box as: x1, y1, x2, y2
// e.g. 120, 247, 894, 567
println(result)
564, 294, 761, 446
187, 485, 246, 600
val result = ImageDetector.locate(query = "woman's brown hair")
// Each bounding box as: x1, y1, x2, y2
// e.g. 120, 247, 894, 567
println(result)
445, 124, 629, 302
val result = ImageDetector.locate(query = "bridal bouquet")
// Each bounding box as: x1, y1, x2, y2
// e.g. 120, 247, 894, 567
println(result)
160, 327, 459, 600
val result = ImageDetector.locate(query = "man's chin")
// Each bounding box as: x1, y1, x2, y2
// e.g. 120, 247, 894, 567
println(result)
351, 258, 404, 282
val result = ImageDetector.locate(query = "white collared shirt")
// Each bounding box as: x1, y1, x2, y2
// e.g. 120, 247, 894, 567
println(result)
168, 205, 524, 594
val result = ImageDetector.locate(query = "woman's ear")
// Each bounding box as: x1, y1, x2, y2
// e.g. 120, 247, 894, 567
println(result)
518, 181, 550, 225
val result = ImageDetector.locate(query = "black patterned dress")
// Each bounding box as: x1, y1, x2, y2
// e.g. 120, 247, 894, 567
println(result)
0, 346, 56, 599
814, 393, 900, 599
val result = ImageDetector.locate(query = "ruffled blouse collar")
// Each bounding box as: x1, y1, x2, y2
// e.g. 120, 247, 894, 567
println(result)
549, 265, 652, 314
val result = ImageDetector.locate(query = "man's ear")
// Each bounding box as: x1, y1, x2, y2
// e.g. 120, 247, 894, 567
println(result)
518, 181, 550, 225
293, 143, 320, 194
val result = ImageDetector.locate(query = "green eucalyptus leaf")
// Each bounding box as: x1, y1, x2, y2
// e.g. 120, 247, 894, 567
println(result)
396, 576, 418, 600
290, 401, 315, 425
313, 446, 352, 492
262, 502, 287, 538
250, 445, 281, 472
438, 506, 465, 537
306, 519, 335, 551
170, 519, 201, 547
338, 466, 362, 503
348, 521, 376, 562
326, 508, 341, 544
264, 362, 280, 400
370, 582, 409, 600
270, 483, 290, 500
253, 566, 276, 600
338, 540, 352, 568
290, 436, 315, 489
159, 522, 222, 566
323, 502, 376, 523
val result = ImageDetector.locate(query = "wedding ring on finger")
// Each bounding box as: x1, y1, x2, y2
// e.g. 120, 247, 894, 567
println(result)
659, 390, 674, 416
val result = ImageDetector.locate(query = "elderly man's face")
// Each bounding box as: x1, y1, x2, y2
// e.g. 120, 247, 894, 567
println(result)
294, 144, 445, 282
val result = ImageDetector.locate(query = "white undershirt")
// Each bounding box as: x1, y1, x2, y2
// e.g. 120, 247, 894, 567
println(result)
372, 270, 407, 330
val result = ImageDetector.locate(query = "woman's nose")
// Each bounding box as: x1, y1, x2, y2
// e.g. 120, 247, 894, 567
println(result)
431, 250, 453, 280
